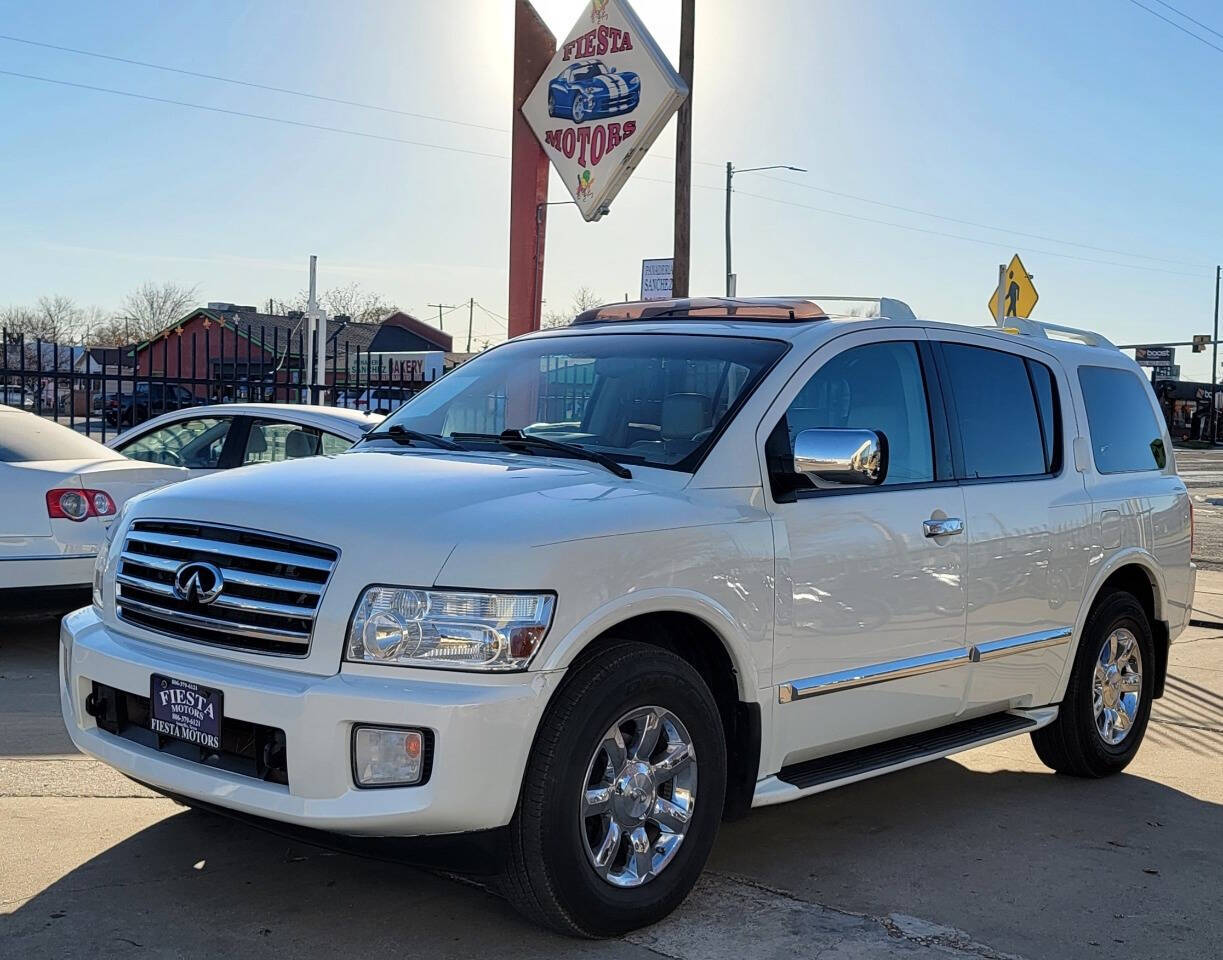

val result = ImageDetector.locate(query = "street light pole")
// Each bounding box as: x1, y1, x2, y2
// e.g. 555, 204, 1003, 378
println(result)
724, 163, 807, 296
1212, 264, 1220, 443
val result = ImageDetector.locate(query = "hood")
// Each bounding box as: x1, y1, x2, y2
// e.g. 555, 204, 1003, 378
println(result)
122, 450, 733, 588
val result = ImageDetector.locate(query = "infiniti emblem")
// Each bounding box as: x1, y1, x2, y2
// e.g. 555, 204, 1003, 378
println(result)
173, 561, 224, 605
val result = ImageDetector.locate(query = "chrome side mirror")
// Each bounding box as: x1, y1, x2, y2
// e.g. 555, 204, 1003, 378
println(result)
793, 428, 887, 486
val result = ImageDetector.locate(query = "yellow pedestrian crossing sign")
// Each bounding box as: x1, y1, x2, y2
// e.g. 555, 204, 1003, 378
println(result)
989, 254, 1039, 321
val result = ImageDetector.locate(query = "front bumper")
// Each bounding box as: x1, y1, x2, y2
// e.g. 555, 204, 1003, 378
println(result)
60, 606, 562, 836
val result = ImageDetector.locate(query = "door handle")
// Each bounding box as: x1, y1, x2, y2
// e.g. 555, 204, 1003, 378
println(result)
923, 517, 964, 538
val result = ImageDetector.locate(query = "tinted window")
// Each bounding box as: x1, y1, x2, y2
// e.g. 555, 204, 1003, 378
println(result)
120, 416, 231, 469
1078, 366, 1165, 473
1028, 359, 1058, 470
780, 341, 934, 486
941, 344, 1048, 479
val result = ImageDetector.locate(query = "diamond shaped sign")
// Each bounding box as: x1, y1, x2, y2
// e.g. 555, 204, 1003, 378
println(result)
521, 0, 688, 222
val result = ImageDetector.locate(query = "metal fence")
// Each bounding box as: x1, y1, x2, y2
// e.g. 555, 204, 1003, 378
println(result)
1, 326, 439, 443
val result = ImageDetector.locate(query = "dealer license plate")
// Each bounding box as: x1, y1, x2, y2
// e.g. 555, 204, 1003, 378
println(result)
149, 674, 223, 750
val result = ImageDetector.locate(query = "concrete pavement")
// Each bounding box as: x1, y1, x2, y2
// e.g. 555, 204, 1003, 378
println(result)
2, 589, 1221, 960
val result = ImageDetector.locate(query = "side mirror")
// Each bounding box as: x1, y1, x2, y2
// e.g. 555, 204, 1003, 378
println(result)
793, 428, 887, 486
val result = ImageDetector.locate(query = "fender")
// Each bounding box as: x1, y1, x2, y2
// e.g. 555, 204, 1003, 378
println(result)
537, 587, 766, 702
1052, 546, 1165, 702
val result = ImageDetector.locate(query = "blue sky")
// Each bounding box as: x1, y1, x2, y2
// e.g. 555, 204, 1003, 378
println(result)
1, 0, 1221, 375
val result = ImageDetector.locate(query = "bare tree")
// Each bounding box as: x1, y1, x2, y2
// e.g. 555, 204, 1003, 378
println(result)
277, 283, 397, 324
542, 286, 603, 329
116, 281, 200, 340
1, 296, 86, 342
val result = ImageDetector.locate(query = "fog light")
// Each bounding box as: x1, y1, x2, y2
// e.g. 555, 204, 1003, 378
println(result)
352, 726, 425, 787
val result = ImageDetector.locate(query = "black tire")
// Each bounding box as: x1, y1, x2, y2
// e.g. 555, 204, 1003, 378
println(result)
1031, 590, 1155, 777
503, 641, 726, 937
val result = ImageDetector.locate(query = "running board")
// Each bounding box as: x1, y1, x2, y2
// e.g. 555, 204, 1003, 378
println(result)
775, 712, 1039, 793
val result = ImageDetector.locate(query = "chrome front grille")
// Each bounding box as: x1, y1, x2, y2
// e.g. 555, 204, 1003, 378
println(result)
115, 519, 339, 656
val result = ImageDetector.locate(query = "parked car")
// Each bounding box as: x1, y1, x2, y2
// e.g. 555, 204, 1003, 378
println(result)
109, 403, 383, 478
63, 298, 1194, 936
0, 404, 185, 592
335, 386, 413, 414
2, 385, 33, 408
104, 382, 197, 427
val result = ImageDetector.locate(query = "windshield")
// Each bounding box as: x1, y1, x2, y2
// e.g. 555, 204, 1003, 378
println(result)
372, 333, 786, 471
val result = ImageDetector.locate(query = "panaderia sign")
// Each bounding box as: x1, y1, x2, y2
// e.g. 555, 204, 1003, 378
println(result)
521, 0, 688, 222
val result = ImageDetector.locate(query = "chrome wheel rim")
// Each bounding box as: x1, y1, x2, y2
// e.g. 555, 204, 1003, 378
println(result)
1093, 627, 1143, 746
580, 705, 697, 888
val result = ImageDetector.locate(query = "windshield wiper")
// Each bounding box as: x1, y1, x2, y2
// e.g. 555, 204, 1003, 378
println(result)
360, 424, 466, 451
451, 430, 632, 479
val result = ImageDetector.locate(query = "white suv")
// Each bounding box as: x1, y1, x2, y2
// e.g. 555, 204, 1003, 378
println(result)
61, 297, 1194, 936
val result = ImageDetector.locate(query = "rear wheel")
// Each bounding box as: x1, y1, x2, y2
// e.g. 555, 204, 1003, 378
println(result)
503, 641, 726, 937
1031, 591, 1154, 777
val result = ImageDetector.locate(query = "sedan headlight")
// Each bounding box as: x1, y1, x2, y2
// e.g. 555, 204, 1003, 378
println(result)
346, 587, 555, 671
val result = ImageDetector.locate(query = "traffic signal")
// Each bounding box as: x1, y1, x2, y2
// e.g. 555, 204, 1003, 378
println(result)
1193, 334, 1209, 353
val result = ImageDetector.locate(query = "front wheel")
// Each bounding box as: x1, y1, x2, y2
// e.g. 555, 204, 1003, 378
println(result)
503, 641, 726, 937
1031, 590, 1155, 777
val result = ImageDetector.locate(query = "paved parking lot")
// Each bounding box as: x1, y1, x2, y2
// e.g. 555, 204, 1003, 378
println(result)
2, 584, 1221, 960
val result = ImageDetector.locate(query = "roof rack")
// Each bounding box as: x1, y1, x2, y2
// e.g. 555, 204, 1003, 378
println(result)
991, 317, 1116, 349
571, 295, 916, 326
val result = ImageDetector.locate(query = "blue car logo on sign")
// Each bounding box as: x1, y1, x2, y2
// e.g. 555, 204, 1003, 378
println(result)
173, 561, 224, 605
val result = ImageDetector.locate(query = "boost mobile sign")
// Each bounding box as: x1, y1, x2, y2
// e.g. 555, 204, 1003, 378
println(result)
521, 0, 688, 221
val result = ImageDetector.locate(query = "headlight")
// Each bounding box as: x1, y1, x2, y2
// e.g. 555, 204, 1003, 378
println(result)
346, 587, 555, 671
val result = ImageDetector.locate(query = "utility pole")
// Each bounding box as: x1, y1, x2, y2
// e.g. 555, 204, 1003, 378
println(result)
671, 0, 694, 298
427, 303, 456, 333
305, 255, 317, 405
1212, 265, 1220, 443
467, 297, 474, 353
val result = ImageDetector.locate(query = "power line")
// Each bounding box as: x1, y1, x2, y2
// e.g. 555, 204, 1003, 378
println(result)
750, 172, 1209, 268
634, 173, 1209, 278
0, 69, 510, 160
2, 57, 1211, 277
9, 32, 1201, 270
474, 302, 508, 324
1150, 0, 1223, 40
0, 33, 507, 133
1123, 0, 1223, 55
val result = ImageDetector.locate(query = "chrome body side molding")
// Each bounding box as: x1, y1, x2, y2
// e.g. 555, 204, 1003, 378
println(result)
778, 627, 1073, 703
969, 627, 1072, 662
778, 647, 969, 703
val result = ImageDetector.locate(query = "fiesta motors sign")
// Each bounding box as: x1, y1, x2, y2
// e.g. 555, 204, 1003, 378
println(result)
521, 0, 688, 222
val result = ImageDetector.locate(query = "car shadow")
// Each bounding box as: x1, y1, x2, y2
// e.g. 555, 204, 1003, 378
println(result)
3, 749, 1221, 959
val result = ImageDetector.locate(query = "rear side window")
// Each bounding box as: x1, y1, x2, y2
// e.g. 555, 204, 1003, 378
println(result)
940, 343, 1058, 479
1078, 366, 1166, 473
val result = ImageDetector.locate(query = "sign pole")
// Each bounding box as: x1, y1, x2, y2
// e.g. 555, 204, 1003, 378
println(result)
506, 0, 556, 338
672, 0, 695, 298
995, 263, 1006, 325
1212, 265, 1220, 443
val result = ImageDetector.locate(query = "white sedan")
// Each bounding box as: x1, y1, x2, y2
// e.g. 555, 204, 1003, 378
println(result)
0, 405, 186, 592
108, 403, 382, 478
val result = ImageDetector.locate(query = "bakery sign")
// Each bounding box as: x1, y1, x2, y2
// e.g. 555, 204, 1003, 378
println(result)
521, 0, 688, 222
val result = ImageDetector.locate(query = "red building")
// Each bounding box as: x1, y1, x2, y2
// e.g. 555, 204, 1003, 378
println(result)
132, 305, 452, 401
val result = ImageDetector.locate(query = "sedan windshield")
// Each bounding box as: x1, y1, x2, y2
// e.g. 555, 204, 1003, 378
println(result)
371, 333, 786, 471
